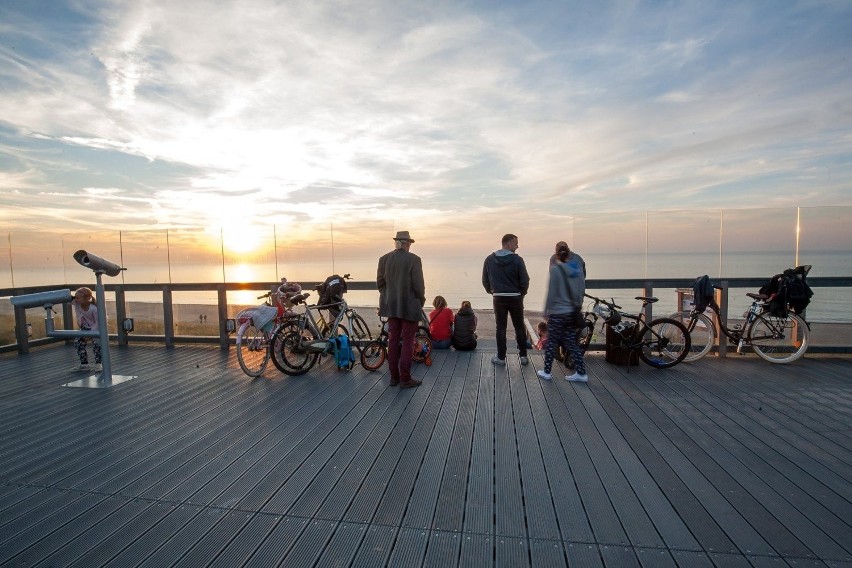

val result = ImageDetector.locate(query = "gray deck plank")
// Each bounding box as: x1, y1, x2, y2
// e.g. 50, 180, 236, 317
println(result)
0, 344, 849, 567
624, 370, 852, 559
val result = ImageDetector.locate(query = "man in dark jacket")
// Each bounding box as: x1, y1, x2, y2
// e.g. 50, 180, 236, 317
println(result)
377, 230, 426, 388
482, 233, 530, 366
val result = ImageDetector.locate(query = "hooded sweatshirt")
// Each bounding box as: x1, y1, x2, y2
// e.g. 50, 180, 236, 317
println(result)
544, 259, 586, 315
482, 250, 530, 296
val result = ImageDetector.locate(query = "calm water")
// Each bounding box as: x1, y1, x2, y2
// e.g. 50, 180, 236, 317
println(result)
5, 250, 851, 322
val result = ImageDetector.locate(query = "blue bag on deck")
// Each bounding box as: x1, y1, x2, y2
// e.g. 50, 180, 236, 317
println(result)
334, 334, 355, 370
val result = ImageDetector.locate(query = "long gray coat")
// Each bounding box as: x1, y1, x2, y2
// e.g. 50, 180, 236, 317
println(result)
377, 249, 426, 321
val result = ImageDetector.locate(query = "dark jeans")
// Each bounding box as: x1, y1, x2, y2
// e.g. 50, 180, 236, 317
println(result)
492, 295, 527, 360
543, 312, 586, 375
387, 317, 418, 381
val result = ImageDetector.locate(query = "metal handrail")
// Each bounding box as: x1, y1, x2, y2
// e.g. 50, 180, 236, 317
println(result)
3, 277, 851, 355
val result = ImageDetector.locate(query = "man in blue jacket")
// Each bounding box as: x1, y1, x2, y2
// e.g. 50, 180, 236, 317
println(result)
482, 233, 530, 366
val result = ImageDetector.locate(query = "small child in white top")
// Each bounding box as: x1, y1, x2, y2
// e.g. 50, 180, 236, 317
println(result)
72, 287, 101, 370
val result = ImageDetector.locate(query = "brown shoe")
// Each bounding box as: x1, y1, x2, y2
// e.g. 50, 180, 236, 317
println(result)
390, 378, 400, 386
399, 379, 422, 389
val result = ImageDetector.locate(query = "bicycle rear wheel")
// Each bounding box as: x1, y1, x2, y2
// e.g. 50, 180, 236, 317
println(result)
360, 340, 387, 371
236, 322, 270, 377
670, 311, 715, 363
749, 312, 809, 363
562, 318, 595, 369
638, 317, 690, 368
270, 318, 302, 374
275, 328, 320, 376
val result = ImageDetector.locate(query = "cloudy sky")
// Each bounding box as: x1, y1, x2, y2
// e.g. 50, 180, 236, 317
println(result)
1, 0, 851, 250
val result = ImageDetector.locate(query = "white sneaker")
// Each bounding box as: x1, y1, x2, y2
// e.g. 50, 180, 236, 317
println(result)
93, 363, 103, 372
566, 372, 589, 383
519, 356, 529, 366
536, 370, 552, 381
71, 363, 90, 371
491, 356, 506, 366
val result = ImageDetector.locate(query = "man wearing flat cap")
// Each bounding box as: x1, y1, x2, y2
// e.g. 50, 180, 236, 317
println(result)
377, 230, 426, 388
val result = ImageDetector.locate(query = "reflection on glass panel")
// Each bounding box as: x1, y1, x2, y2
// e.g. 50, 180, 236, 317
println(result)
647, 210, 721, 279
720, 208, 798, 277
9, 232, 68, 287
573, 212, 647, 279
118, 230, 170, 284
166, 228, 225, 283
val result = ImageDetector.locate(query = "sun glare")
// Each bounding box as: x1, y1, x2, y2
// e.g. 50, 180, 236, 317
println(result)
221, 226, 264, 255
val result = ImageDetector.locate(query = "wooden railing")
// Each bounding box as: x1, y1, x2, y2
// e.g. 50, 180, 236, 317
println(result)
3, 277, 851, 355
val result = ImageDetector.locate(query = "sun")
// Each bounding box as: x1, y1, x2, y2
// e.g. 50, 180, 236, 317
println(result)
220, 225, 264, 255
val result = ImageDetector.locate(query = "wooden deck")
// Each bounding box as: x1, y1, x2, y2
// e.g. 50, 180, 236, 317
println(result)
0, 344, 850, 567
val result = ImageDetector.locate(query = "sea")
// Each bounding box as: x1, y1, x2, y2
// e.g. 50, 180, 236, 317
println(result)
4, 250, 850, 323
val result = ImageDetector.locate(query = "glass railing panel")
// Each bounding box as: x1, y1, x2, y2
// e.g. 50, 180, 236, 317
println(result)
8, 231, 67, 288
116, 230, 171, 286
0, 232, 13, 289
646, 209, 721, 279
719, 208, 798, 277
123, 292, 165, 335
165, 228, 225, 283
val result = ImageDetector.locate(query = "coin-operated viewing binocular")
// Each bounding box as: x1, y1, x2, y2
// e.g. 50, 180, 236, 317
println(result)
73, 250, 124, 277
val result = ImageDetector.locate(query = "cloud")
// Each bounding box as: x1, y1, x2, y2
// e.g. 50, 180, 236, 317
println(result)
0, 0, 850, 239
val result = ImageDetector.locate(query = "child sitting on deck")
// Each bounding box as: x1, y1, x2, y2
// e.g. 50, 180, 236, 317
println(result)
535, 320, 548, 350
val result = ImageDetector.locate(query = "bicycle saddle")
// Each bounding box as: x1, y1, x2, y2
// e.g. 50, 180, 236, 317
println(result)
289, 292, 310, 305
635, 296, 658, 303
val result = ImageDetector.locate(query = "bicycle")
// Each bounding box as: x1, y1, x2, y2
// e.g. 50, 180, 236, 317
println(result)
581, 293, 691, 369
234, 288, 303, 377
273, 293, 372, 376
670, 288, 809, 364
360, 312, 433, 371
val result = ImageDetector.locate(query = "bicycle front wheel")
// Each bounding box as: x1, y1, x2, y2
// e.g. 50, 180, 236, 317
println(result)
347, 312, 372, 355
670, 311, 715, 363
275, 328, 320, 376
413, 332, 433, 366
237, 322, 270, 377
270, 318, 302, 374
748, 312, 809, 363
638, 317, 690, 368
360, 340, 387, 371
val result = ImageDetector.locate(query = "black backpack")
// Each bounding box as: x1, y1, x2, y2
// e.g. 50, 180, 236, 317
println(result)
692, 275, 715, 314
317, 274, 348, 318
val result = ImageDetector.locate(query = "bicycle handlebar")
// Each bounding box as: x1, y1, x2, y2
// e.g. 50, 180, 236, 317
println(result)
583, 293, 621, 310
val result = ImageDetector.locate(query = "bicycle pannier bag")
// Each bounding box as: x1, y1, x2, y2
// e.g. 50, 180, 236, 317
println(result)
692, 275, 714, 314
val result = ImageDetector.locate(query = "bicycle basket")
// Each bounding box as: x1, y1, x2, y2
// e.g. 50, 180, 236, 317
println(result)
594, 303, 621, 326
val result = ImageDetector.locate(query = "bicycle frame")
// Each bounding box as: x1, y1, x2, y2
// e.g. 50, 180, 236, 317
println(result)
583, 293, 690, 369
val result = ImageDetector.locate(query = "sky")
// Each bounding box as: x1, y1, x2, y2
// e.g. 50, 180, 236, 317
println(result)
1, 0, 852, 254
